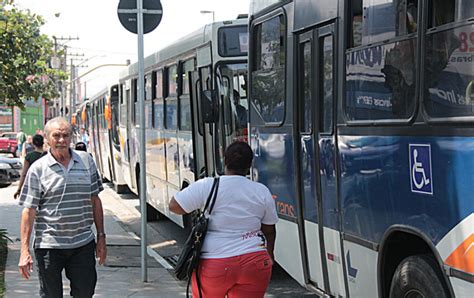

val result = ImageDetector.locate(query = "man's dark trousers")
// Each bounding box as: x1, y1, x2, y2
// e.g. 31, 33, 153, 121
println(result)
34, 240, 97, 298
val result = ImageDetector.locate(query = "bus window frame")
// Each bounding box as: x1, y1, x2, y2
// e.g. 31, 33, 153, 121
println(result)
131, 78, 138, 125
343, 15, 421, 126
421, 17, 474, 124
214, 60, 248, 138
298, 34, 313, 136
249, 8, 288, 127
217, 25, 249, 58
165, 64, 178, 130
178, 58, 196, 131
318, 30, 336, 136
153, 69, 164, 129
198, 65, 213, 135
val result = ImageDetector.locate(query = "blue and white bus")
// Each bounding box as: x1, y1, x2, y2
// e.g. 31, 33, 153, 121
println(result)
248, 0, 473, 296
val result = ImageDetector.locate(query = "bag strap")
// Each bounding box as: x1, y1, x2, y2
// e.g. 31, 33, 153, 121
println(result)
207, 177, 219, 214
203, 177, 220, 215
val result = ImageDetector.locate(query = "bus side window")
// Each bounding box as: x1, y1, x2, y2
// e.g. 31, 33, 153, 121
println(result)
154, 70, 164, 129
424, 0, 474, 119
165, 65, 178, 130
349, 0, 418, 47
179, 59, 195, 131
251, 14, 286, 125
345, 0, 418, 121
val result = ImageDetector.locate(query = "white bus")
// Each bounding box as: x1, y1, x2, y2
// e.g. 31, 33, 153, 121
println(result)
117, 17, 249, 226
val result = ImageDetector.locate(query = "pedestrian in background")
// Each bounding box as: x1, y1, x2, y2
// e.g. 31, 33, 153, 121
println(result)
14, 134, 45, 199
16, 129, 26, 157
169, 141, 278, 297
80, 127, 89, 147
21, 135, 34, 159
18, 117, 106, 297
233, 89, 247, 129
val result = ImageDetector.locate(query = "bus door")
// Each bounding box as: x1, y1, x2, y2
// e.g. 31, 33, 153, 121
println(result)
92, 102, 102, 172
296, 24, 346, 296
125, 79, 136, 190
96, 99, 105, 176
198, 66, 216, 176
190, 70, 207, 179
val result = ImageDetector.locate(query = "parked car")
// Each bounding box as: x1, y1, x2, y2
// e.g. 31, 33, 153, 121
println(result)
0, 155, 21, 187
0, 132, 18, 157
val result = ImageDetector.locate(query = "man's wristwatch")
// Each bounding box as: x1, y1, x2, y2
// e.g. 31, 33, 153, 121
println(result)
97, 232, 106, 238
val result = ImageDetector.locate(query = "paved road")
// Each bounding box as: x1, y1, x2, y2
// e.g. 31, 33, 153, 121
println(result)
1, 179, 318, 297
99, 183, 318, 297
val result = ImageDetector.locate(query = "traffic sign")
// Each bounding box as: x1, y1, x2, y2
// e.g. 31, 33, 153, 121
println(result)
117, 0, 163, 34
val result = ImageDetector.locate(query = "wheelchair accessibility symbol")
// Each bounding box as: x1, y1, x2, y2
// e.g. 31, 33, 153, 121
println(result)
409, 144, 433, 195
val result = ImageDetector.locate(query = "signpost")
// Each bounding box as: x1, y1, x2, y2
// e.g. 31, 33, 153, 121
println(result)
118, 0, 163, 34
117, 0, 162, 283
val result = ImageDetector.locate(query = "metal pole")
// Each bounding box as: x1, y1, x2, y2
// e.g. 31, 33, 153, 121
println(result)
69, 65, 77, 120
61, 46, 68, 117
137, 0, 148, 283
60, 82, 64, 117
70, 59, 74, 122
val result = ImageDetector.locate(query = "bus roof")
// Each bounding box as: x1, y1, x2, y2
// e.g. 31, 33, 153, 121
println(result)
120, 18, 248, 80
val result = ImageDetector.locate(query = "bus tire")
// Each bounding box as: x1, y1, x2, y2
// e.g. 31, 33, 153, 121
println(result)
389, 254, 449, 298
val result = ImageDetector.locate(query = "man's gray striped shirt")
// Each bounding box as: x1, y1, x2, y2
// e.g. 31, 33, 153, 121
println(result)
19, 150, 103, 249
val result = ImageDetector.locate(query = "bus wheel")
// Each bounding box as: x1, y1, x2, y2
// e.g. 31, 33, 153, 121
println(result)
389, 254, 449, 298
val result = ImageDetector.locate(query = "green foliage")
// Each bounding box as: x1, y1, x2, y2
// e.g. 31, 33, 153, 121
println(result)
0, 0, 67, 108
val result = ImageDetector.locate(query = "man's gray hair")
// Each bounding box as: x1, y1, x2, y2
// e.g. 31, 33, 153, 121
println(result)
44, 117, 72, 138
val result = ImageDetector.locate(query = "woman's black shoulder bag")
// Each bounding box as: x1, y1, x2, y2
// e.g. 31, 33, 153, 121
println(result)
174, 177, 220, 296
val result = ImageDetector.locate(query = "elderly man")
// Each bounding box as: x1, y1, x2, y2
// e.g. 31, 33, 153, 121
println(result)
18, 117, 106, 298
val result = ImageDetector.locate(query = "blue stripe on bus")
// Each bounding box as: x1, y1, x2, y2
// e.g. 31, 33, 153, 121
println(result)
254, 132, 473, 247
340, 135, 474, 245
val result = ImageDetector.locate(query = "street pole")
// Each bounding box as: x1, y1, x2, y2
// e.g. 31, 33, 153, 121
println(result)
61, 46, 68, 117
136, 0, 148, 283
70, 59, 74, 122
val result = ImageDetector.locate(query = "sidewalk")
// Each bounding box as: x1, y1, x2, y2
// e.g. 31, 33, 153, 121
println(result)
2, 182, 188, 297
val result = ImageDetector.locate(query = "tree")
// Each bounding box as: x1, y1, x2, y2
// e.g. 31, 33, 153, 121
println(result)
0, 0, 66, 108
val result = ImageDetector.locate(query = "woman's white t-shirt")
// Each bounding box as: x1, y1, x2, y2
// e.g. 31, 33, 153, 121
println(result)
174, 175, 279, 259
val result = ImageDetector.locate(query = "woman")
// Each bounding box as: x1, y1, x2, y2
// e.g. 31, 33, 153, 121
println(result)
21, 135, 34, 158
14, 134, 45, 199
169, 141, 278, 298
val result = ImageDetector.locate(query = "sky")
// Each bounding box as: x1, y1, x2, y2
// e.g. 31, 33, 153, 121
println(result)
14, 0, 250, 98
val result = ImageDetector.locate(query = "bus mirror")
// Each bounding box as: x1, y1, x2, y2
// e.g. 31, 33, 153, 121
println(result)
201, 90, 219, 123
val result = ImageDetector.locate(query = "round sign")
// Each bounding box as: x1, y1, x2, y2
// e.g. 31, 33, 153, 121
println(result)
118, 0, 163, 34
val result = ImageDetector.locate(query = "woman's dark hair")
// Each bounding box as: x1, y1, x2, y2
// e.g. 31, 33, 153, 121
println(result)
75, 142, 87, 152
224, 141, 253, 175
32, 134, 44, 148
